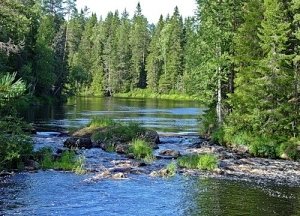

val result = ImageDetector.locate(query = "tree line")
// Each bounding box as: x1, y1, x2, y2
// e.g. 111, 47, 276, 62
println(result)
0, 0, 190, 98
194, 0, 300, 159
0, 0, 299, 159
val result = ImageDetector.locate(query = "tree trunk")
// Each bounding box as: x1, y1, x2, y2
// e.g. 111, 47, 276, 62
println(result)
216, 69, 222, 124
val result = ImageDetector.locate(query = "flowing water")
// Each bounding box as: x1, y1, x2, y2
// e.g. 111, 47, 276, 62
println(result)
1, 97, 300, 216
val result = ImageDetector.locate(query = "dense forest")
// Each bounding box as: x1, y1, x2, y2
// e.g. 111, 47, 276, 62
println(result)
0, 0, 300, 169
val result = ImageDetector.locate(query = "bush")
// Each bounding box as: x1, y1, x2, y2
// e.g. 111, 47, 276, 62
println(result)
128, 139, 153, 160
177, 154, 218, 171
279, 138, 300, 160
0, 117, 33, 170
211, 127, 225, 144
248, 136, 278, 158
38, 149, 85, 174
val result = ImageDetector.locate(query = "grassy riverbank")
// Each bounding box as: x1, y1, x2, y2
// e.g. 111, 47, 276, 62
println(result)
114, 89, 200, 101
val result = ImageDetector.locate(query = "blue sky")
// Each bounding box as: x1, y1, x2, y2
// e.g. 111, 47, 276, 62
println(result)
76, 0, 197, 23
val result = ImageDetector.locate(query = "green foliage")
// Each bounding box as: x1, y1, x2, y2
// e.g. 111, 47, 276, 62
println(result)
177, 155, 200, 169
197, 154, 218, 171
38, 148, 85, 173
0, 73, 26, 103
165, 161, 177, 177
249, 136, 278, 159
0, 116, 33, 170
279, 138, 300, 160
88, 117, 116, 128
199, 107, 219, 139
127, 139, 153, 160
115, 89, 199, 101
177, 154, 218, 171
91, 121, 145, 144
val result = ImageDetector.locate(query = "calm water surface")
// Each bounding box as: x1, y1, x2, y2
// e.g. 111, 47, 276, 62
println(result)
1, 97, 300, 215
25, 97, 203, 134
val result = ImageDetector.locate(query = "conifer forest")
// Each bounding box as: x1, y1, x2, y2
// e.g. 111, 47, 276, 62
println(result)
1, 0, 300, 164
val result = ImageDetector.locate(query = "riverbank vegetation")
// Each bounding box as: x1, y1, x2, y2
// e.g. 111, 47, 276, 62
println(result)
193, 0, 300, 160
38, 148, 85, 174
127, 139, 154, 161
177, 154, 218, 171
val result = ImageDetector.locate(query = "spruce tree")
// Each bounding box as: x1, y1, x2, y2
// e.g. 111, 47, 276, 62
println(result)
146, 15, 164, 93
129, 3, 150, 90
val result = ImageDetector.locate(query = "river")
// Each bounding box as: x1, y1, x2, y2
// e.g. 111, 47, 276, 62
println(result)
1, 97, 300, 216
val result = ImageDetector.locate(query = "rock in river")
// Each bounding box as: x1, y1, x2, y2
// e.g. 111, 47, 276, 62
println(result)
157, 149, 181, 159
64, 137, 93, 149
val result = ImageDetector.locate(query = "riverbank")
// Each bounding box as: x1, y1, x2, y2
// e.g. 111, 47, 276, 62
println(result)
114, 89, 200, 101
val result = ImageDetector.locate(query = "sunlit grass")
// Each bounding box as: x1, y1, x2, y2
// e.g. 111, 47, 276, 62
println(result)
38, 148, 85, 174
87, 116, 116, 128
114, 89, 200, 101
177, 154, 218, 171
127, 139, 153, 161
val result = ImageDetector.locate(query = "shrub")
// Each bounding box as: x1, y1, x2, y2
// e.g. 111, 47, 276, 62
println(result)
279, 138, 300, 160
177, 154, 218, 171
211, 127, 225, 144
0, 117, 33, 170
128, 139, 153, 160
39, 148, 53, 169
38, 149, 85, 174
249, 136, 278, 158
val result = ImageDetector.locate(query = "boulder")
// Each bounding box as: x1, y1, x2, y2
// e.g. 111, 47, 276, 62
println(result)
140, 130, 160, 146
64, 137, 92, 149
25, 160, 40, 170
157, 149, 181, 159
115, 143, 129, 154
112, 172, 127, 179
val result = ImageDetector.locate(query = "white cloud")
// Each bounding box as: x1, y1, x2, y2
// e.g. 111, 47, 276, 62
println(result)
76, 0, 197, 23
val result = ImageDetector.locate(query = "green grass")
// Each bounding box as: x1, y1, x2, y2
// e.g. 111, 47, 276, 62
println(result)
114, 89, 200, 101
165, 161, 177, 177
127, 139, 153, 161
38, 148, 85, 174
177, 154, 218, 171
91, 121, 145, 143
87, 117, 116, 128
197, 154, 218, 170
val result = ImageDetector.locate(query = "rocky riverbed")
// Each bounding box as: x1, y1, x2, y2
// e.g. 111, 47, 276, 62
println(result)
3, 130, 299, 187
89, 137, 300, 186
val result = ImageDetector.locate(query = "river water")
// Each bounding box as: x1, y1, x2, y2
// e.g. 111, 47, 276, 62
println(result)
1, 97, 300, 216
